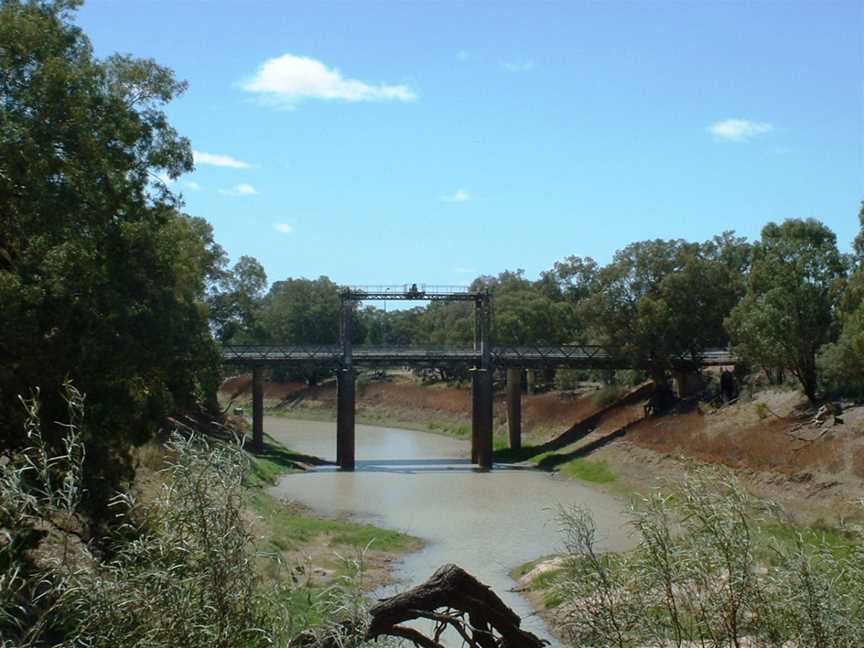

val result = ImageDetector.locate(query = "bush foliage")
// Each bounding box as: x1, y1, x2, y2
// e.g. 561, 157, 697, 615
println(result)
0, 387, 376, 648
554, 469, 864, 647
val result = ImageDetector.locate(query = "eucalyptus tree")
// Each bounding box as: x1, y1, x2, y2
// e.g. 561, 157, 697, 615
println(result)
209, 255, 268, 343
727, 219, 846, 402
818, 204, 864, 396
0, 0, 223, 512
578, 238, 743, 376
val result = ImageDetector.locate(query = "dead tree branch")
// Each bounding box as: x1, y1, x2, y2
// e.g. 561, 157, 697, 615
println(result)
366, 564, 549, 648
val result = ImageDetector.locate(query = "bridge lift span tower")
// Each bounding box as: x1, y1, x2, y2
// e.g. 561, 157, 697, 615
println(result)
336, 285, 495, 470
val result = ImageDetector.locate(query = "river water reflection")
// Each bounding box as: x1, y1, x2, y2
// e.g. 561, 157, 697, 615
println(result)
266, 417, 636, 644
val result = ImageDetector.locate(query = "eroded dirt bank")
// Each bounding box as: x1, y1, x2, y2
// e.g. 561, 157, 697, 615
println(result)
222, 374, 863, 646
222, 373, 864, 524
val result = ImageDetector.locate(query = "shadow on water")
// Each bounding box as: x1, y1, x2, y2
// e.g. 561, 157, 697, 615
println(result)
254, 438, 333, 469
493, 382, 654, 467
306, 458, 535, 475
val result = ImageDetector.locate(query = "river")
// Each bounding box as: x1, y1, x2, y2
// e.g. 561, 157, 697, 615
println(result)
265, 417, 635, 644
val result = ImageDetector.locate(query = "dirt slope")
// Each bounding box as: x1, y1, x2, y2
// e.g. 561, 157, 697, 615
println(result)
221, 374, 864, 523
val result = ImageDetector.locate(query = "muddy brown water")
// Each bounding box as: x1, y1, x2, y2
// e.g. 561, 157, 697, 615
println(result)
266, 417, 636, 644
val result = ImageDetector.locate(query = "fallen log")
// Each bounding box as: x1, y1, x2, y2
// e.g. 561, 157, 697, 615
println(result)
366, 563, 549, 648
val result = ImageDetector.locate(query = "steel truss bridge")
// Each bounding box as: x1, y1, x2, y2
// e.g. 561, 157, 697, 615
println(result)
229, 285, 736, 472
222, 344, 734, 369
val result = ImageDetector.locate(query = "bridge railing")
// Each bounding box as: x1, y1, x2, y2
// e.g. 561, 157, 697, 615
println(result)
221, 345, 341, 363
353, 345, 478, 356
340, 285, 480, 301
221, 344, 736, 367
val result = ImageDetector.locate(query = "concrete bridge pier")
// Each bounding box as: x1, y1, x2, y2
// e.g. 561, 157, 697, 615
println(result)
672, 369, 703, 399
474, 368, 494, 469
251, 366, 264, 453
336, 369, 356, 470
507, 367, 522, 450
471, 372, 480, 463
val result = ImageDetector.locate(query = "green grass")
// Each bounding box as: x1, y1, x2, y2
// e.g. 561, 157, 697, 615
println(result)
495, 444, 618, 484
757, 521, 861, 563
511, 557, 545, 579
244, 434, 422, 559
558, 457, 617, 483
511, 557, 569, 609
249, 489, 420, 554
243, 434, 328, 488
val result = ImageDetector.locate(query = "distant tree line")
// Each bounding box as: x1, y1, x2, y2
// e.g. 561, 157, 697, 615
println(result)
214, 212, 864, 402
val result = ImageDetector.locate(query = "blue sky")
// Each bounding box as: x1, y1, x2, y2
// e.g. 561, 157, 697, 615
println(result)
77, 1, 863, 288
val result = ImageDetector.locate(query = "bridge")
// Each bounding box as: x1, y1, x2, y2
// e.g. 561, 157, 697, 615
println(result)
222, 344, 734, 369
223, 285, 735, 471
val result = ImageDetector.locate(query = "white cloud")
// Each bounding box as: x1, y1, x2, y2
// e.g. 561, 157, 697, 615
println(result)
273, 223, 293, 235
502, 60, 535, 72
193, 150, 253, 169
708, 118, 774, 142
440, 189, 471, 203
184, 181, 202, 191
241, 53, 417, 106
219, 183, 258, 197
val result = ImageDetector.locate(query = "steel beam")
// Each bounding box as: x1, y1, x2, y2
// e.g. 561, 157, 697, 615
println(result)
252, 366, 264, 452
507, 367, 522, 450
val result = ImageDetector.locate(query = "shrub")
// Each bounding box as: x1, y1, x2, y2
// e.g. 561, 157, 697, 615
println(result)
554, 369, 588, 391
554, 469, 864, 647
61, 433, 293, 648
818, 303, 864, 399
592, 385, 625, 408
0, 386, 380, 647
1, 382, 87, 645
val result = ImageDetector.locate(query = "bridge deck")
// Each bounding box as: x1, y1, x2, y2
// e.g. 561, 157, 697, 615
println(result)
221, 345, 735, 369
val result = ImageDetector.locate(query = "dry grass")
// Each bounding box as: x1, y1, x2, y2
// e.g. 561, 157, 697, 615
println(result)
627, 405, 861, 479
220, 373, 608, 439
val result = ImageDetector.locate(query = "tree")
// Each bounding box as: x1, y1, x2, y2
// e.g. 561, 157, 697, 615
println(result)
726, 219, 846, 403
257, 276, 368, 382
578, 239, 743, 376
818, 304, 864, 397
0, 0, 223, 513
209, 255, 267, 343
546, 256, 600, 304
259, 277, 343, 344
494, 289, 578, 345
817, 203, 864, 396
854, 201, 864, 264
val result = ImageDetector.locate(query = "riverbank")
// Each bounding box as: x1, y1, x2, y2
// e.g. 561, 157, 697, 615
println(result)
259, 416, 636, 644
242, 434, 423, 592
224, 386, 862, 640
222, 373, 864, 526
135, 428, 423, 599
511, 474, 864, 646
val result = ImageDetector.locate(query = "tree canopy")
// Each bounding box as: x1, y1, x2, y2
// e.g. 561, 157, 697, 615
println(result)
0, 0, 224, 511
726, 219, 846, 402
